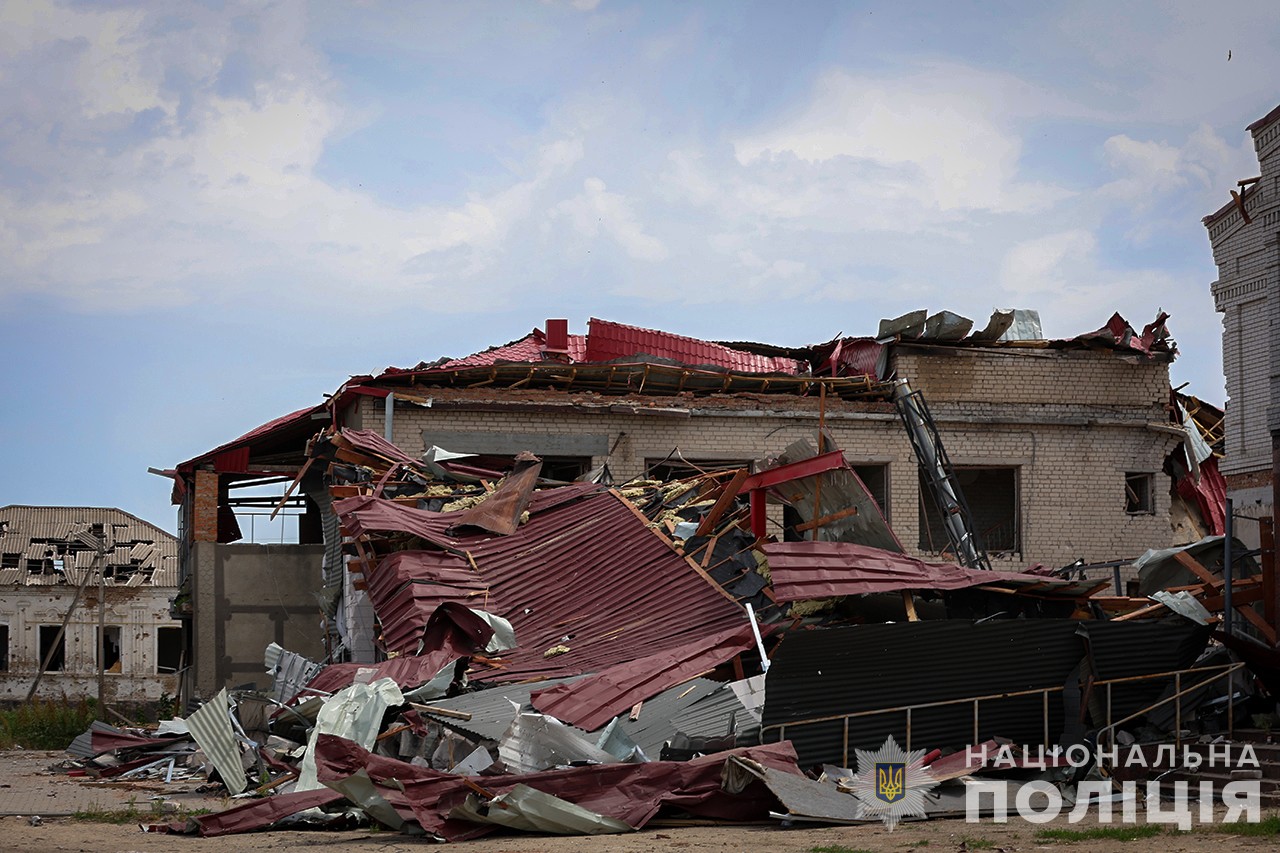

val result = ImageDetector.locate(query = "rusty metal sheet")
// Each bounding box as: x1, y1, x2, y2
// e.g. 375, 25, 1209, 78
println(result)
449, 455, 542, 536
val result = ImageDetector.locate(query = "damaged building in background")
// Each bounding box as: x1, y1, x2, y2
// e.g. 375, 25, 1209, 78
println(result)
0, 505, 182, 703
1204, 100, 1280, 549
162, 309, 1220, 700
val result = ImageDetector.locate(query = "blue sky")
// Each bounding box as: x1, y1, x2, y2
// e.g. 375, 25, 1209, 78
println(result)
1, 0, 1276, 534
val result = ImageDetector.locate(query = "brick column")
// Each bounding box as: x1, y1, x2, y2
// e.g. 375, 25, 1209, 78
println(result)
192, 469, 220, 543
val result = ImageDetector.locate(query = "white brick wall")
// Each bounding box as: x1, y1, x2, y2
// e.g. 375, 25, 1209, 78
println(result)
359, 347, 1182, 570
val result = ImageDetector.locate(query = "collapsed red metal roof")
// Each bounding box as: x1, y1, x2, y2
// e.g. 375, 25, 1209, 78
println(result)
763, 541, 1091, 601
336, 486, 750, 689
583, 317, 803, 374
312, 734, 803, 842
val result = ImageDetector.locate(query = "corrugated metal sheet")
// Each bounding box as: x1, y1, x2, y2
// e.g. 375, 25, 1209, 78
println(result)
529, 625, 758, 730
763, 541, 1097, 601
337, 487, 748, 689
584, 318, 802, 374
435, 330, 589, 369
176, 403, 320, 473
761, 619, 1211, 768
418, 676, 586, 742
0, 505, 178, 587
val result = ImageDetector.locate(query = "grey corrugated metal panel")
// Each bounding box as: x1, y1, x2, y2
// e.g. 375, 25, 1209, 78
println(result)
129, 542, 153, 562
613, 677, 724, 757
419, 676, 586, 742
668, 682, 760, 746
185, 688, 247, 795
74, 550, 95, 568
0, 568, 20, 585
760, 619, 1211, 769
67, 721, 124, 759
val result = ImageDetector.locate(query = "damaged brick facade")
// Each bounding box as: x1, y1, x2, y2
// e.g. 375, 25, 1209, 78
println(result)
1204, 102, 1280, 538
345, 345, 1181, 570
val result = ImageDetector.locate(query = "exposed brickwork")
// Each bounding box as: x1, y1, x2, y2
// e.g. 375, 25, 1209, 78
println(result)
192, 469, 219, 543
360, 348, 1182, 570
1226, 470, 1273, 490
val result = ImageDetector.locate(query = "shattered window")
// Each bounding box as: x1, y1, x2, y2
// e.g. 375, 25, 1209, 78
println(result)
0, 624, 8, 671
1125, 472, 1154, 514
38, 626, 65, 671
918, 467, 1020, 556
98, 625, 122, 672
1, 553, 18, 569
156, 626, 183, 674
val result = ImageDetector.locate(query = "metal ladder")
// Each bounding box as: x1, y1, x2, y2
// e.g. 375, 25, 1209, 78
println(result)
892, 378, 992, 571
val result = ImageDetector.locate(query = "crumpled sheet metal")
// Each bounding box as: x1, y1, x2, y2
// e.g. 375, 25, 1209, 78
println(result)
762, 540, 1080, 601
529, 623, 760, 731
498, 711, 619, 775
185, 788, 345, 837
313, 733, 804, 841
449, 455, 542, 536
299, 601, 494, 699
451, 784, 633, 835
725, 756, 867, 823
295, 677, 405, 792
185, 688, 247, 796
338, 488, 748, 686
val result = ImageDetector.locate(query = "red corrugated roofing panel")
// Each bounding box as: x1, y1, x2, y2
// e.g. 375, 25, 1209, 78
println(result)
435, 330, 588, 369
336, 487, 747, 687
177, 404, 320, 473
584, 318, 801, 374
763, 541, 1070, 601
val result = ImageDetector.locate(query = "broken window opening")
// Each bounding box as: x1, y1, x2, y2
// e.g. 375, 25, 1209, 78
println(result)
462, 454, 592, 483
0, 624, 8, 671
644, 456, 753, 481
156, 626, 183, 674
1, 553, 19, 569
918, 466, 1020, 557
38, 625, 65, 672
98, 625, 122, 673
1125, 472, 1155, 514
851, 463, 890, 522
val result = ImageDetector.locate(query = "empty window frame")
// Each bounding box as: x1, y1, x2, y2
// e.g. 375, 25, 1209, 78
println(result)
918, 466, 1020, 556
852, 463, 890, 522
1125, 472, 1155, 514
156, 626, 183, 674
0, 624, 8, 671
644, 456, 753, 481
98, 625, 122, 672
38, 625, 65, 672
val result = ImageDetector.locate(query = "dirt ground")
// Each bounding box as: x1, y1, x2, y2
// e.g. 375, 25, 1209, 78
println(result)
2, 811, 1277, 853
0, 749, 1273, 853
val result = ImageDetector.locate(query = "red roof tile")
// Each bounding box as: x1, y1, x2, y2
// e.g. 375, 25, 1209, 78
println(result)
583, 318, 802, 374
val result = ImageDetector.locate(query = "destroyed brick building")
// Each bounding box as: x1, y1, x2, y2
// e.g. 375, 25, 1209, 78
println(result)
1204, 101, 1280, 546
166, 310, 1214, 700
78, 301, 1261, 840
0, 505, 182, 703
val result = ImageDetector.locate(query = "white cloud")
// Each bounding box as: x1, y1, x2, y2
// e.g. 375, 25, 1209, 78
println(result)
554, 177, 669, 261
0, 1, 585, 312
731, 67, 1074, 216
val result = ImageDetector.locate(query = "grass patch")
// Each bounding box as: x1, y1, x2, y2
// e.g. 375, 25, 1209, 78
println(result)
960, 840, 997, 849
72, 799, 212, 825
1035, 824, 1164, 842
809, 847, 874, 853
0, 698, 97, 750
1213, 814, 1280, 836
